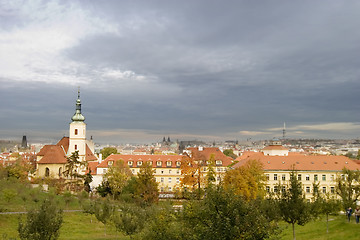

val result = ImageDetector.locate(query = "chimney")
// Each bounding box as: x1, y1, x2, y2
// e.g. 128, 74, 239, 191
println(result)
98, 153, 103, 163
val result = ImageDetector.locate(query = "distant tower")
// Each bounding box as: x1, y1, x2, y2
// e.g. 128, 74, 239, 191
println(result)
282, 122, 286, 139
69, 88, 87, 161
167, 136, 171, 142
21, 135, 27, 149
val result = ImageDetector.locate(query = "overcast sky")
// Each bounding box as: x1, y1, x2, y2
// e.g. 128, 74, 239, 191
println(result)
1, 0, 360, 144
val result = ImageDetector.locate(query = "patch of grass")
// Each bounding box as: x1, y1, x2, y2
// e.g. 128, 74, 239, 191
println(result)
0, 212, 128, 240
279, 215, 360, 240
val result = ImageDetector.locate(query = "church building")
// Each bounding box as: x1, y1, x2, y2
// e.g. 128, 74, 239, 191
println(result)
35, 90, 97, 178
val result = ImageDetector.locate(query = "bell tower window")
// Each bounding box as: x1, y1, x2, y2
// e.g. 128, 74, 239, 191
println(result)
75, 129, 78, 135
75, 144, 77, 150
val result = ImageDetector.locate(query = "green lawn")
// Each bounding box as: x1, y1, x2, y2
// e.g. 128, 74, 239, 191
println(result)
2, 212, 360, 240
0, 212, 128, 240
279, 215, 360, 240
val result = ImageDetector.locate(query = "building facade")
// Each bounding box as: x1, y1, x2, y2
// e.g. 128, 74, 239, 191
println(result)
234, 143, 359, 201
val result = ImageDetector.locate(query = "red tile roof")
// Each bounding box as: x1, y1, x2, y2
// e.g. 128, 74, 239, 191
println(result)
86, 161, 99, 174
187, 147, 233, 166
233, 152, 359, 171
85, 145, 98, 161
37, 145, 68, 164
56, 137, 69, 153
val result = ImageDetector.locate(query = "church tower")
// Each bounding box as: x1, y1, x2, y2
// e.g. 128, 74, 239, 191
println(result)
69, 89, 87, 162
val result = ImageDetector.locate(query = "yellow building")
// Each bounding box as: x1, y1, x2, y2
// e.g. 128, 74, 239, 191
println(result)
234, 143, 360, 200
93, 147, 233, 193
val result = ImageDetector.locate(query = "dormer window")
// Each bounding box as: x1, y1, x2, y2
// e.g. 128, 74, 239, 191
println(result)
137, 161, 143, 166
167, 161, 172, 167
128, 161, 133, 166
108, 161, 113, 166
216, 160, 222, 165
157, 161, 162, 167
176, 161, 181, 167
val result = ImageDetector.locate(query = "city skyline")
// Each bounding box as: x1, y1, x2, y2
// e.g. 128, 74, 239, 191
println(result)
1, 1, 360, 144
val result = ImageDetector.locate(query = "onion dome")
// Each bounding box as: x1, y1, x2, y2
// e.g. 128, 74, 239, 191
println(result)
71, 89, 85, 122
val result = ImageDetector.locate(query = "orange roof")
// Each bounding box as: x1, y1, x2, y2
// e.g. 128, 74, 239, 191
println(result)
85, 145, 98, 161
56, 137, 69, 153
187, 147, 233, 166
233, 152, 359, 171
37, 145, 68, 164
86, 161, 99, 175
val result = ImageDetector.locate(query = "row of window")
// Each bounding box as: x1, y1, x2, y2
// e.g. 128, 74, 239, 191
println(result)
267, 173, 335, 182
159, 177, 180, 184
266, 185, 336, 194
108, 160, 224, 167
158, 176, 222, 184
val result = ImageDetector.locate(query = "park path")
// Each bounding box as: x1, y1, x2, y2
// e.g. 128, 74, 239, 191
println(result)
0, 210, 82, 215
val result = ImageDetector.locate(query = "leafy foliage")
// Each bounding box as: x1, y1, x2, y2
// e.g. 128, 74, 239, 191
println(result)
182, 186, 278, 240
277, 169, 312, 240
94, 198, 113, 236
180, 152, 205, 199
102, 160, 132, 199
223, 159, 266, 200
133, 162, 159, 206
112, 203, 146, 237
18, 198, 63, 240
223, 149, 237, 159
336, 168, 360, 209
100, 147, 118, 159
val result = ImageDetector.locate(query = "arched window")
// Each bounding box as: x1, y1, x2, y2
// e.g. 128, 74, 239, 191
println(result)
58, 167, 62, 177
75, 129, 78, 135
45, 167, 50, 177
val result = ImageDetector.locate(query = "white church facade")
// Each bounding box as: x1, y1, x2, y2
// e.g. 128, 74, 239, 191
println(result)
35, 90, 97, 179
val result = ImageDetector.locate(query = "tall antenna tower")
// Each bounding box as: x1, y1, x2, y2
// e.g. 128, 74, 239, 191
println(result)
282, 122, 286, 139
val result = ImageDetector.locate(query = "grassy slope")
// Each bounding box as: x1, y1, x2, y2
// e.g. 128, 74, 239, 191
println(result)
1, 213, 360, 240
0, 212, 128, 240
279, 215, 360, 240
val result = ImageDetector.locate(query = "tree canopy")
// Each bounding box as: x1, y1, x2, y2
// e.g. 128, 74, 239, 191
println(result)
100, 147, 118, 159
223, 159, 266, 200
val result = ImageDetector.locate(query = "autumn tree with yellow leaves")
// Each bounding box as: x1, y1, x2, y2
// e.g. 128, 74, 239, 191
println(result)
223, 159, 266, 200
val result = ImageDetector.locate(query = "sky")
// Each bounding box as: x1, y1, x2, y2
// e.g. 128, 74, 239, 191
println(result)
1, 0, 360, 144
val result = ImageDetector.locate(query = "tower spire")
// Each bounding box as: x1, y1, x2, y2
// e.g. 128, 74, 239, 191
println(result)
283, 122, 286, 139
71, 88, 85, 122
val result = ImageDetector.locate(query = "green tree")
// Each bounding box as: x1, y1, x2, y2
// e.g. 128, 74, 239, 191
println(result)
136, 202, 184, 240
223, 149, 237, 159
134, 162, 159, 206
100, 147, 118, 159
112, 203, 146, 239
18, 199, 63, 240
277, 169, 312, 240
81, 199, 96, 223
94, 198, 113, 236
103, 160, 132, 199
63, 151, 86, 191
83, 171, 93, 193
336, 168, 360, 210
182, 186, 278, 240
6, 153, 32, 181
223, 159, 266, 200
206, 154, 216, 187
316, 194, 341, 233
